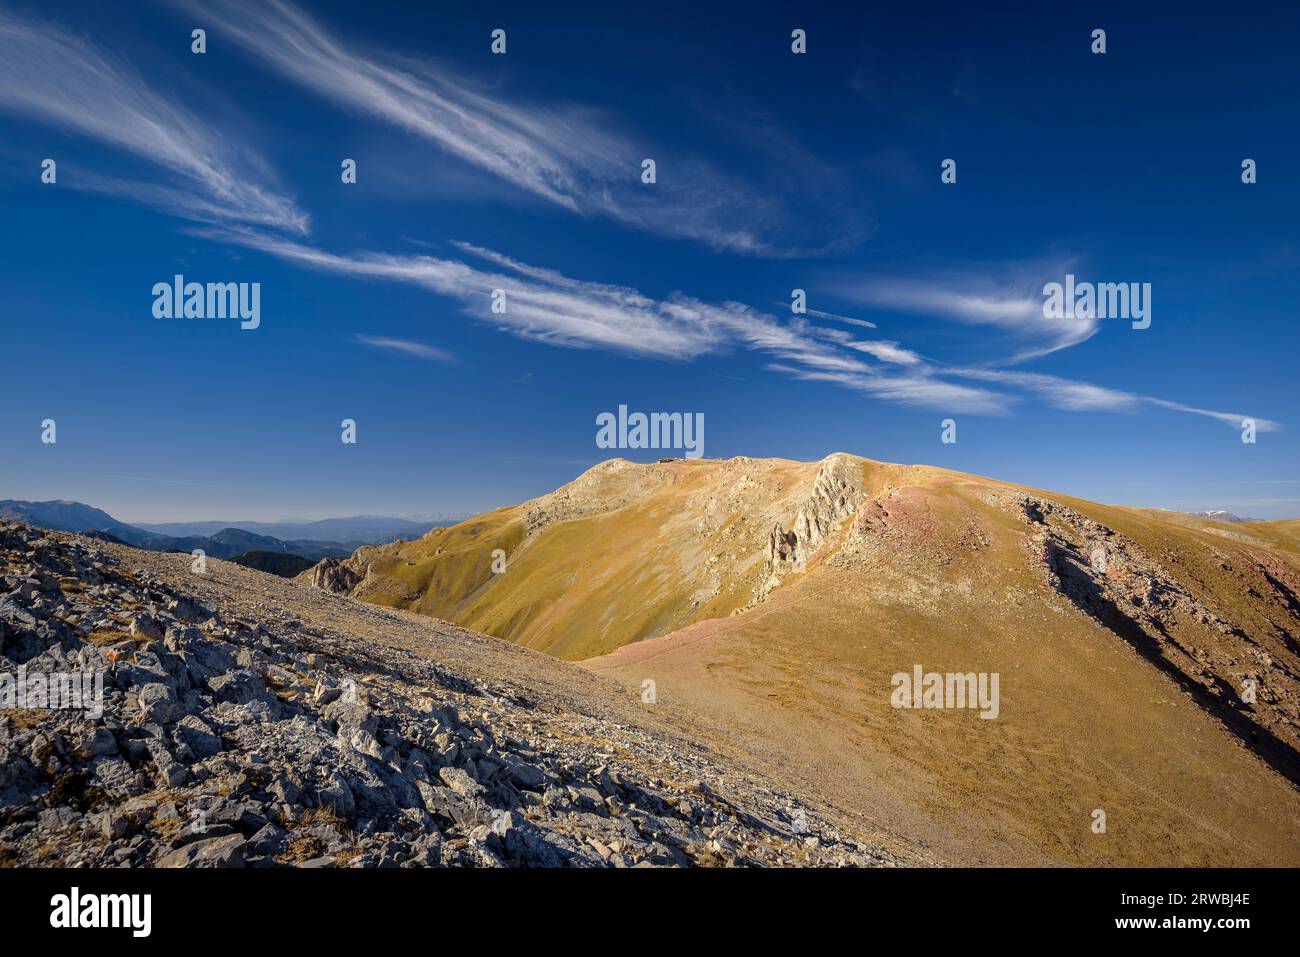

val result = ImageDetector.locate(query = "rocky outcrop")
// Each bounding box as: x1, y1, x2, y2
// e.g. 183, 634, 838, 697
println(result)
1009, 492, 1237, 639
305, 557, 362, 595
1005, 491, 1300, 785
761, 454, 866, 596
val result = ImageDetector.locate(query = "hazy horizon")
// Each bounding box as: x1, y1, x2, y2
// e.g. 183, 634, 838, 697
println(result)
3, 448, 1297, 525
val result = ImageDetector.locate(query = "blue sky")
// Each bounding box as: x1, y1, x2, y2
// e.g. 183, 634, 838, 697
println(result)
1, 0, 1297, 522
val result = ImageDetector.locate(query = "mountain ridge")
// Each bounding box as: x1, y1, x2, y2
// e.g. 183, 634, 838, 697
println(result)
134, 515, 455, 543
300, 452, 1300, 865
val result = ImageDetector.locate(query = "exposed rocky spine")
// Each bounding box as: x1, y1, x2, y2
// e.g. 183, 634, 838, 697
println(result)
762, 453, 866, 597
1004, 491, 1300, 784
307, 557, 362, 595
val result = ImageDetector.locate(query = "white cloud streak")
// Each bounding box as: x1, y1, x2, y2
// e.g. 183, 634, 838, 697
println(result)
0, 10, 307, 233
843, 265, 1096, 362
806, 307, 878, 329
949, 369, 1141, 412
355, 334, 455, 363
205, 227, 1280, 429
806, 324, 924, 366
1146, 398, 1282, 432
172, 0, 795, 253
952, 369, 1281, 431
765, 364, 1011, 415
205, 227, 1004, 412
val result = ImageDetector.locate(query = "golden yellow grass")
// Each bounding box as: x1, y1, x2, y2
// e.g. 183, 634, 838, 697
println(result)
602, 568, 1288, 862
320, 453, 1300, 864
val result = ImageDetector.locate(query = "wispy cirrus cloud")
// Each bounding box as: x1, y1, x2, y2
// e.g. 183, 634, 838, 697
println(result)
203, 226, 1004, 412
0, 10, 307, 233
175, 0, 594, 211
949, 369, 1140, 412
839, 259, 1095, 363
203, 225, 1281, 429
1145, 397, 1282, 432
826, 258, 1282, 429
951, 368, 1282, 431
806, 307, 878, 329
173, 0, 831, 254
355, 334, 455, 363
775, 301, 878, 329
214, 228, 727, 358
806, 324, 924, 366
764, 364, 1011, 415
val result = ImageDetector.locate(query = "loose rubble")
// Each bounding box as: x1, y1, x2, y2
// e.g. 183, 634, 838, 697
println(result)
0, 520, 906, 868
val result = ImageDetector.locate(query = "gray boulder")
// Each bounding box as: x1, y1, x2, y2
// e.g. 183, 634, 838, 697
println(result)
209, 669, 268, 705
158, 833, 248, 868
137, 683, 181, 724
174, 714, 222, 760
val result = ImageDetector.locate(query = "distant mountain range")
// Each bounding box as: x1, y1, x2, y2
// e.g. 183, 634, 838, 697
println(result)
1191, 509, 1260, 523
132, 515, 450, 543
0, 499, 450, 568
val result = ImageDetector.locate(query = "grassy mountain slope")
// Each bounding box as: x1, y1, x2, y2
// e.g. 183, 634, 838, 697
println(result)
583, 468, 1300, 864
304, 454, 1300, 864
303, 457, 907, 659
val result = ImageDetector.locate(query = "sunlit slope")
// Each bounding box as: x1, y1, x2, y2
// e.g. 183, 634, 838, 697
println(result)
1124, 508, 1300, 556
308, 455, 909, 659
577, 469, 1300, 865
305, 453, 1300, 864
309, 455, 1300, 767
584, 564, 1300, 865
